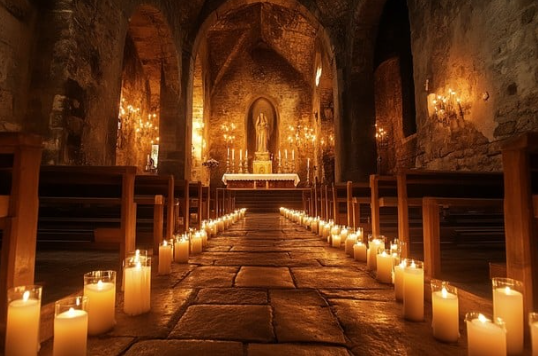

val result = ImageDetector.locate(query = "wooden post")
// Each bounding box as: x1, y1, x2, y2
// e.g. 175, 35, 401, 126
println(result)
313, 177, 319, 217
0, 133, 42, 328
153, 195, 164, 254
166, 176, 175, 238
396, 171, 410, 258
502, 132, 538, 319
347, 181, 353, 227
331, 183, 337, 223
422, 197, 441, 278
370, 175, 381, 237
121, 170, 136, 264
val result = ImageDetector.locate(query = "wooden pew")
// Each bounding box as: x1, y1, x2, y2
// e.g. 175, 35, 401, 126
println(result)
369, 174, 400, 237
502, 131, 538, 316
38, 165, 137, 266
0, 132, 43, 324
347, 181, 371, 230
133, 174, 174, 253
189, 181, 203, 230
395, 169, 504, 277
173, 179, 189, 232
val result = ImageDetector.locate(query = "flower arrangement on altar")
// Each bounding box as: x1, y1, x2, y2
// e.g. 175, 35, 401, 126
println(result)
202, 158, 219, 169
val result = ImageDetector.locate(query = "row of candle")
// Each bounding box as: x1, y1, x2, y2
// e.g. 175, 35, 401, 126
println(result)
280, 207, 538, 355
5, 210, 247, 356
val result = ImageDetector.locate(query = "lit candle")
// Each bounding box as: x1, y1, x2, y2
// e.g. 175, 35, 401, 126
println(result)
376, 250, 393, 284
431, 280, 459, 342
5, 286, 42, 356
200, 229, 208, 247
285, 149, 288, 160
158, 240, 173, 275
368, 237, 385, 270
345, 233, 357, 256
403, 260, 424, 321
191, 233, 203, 254
394, 260, 406, 301
227, 147, 230, 160
279, 150, 281, 161
174, 236, 189, 263
240, 149, 242, 162
232, 148, 235, 161
530, 312, 538, 356
310, 218, 318, 233
292, 149, 295, 161
53, 296, 88, 356
245, 149, 248, 160
307, 158, 310, 170
83, 271, 116, 335
353, 241, 367, 262
340, 227, 349, 241
124, 256, 151, 316
322, 222, 331, 239
331, 224, 340, 236
492, 278, 524, 355
331, 234, 341, 248
466, 312, 506, 356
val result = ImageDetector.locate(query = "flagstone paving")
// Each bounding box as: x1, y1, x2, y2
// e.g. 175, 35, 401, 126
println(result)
38, 212, 482, 355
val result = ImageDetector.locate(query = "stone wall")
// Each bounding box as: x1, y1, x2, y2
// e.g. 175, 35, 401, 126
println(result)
208, 45, 312, 185
408, 0, 538, 171
0, 0, 36, 131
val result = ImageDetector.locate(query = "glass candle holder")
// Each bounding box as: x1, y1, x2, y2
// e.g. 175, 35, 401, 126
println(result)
5, 285, 42, 356
431, 280, 459, 342
492, 277, 524, 355
465, 312, 506, 356
393, 259, 406, 302
123, 255, 152, 316
84, 270, 116, 335
376, 249, 393, 284
345, 232, 358, 256
367, 235, 386, 270
158, 240, 173, 275
529, 312, 538, 356
53, 296, 88, 356
403, 259, 424, 321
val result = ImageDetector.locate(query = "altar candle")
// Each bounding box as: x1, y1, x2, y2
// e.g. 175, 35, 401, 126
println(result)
492, 278, 524, 355
466, 312, 506, 356
285, 149, 288, 160
307, 158, 310, 169
345, 233, 358, 255
158, 240, 172, 275
227, 147, 230, 159
5, 286, 42, 356
191, 233, 203, 254
174, 236, 189, 263
376, 250, 393, 284
245, 149, 248, 160
232, 148, 235, 161
530, 312, 538, 356
431, 281, 459, 342
240, 149, 242, 161
331, 234, 341, 248
124, 256, 151, 316
394, 260, 406, 301
53, 297, 88, 356
353, 241, 367, 261
403, 260, 424, 321
292, 149, 295, 161
84, 271, 116, 335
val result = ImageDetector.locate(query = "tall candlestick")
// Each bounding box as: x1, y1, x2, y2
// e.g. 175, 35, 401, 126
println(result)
403, 260, 424, 321
431, 280, 459, 342
492, 278, 523, 355
84, 270, 116, 335
466, 312, 506, 356
232, 148, 235, 161
5, 285, 42, 356
53, 296, 88, 356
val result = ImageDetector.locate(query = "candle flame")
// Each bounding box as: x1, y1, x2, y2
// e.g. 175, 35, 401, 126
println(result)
505, 286, 511, 294
411, 260, 416, 268
381, 251, 388, 256
163, 240, 168, 247
97, 280, 103, 290
442, 287, 448, 298
68, 307, 75, 317
478, 314, 488, 323
399, 261, 406, 268
136, 261, 142, 269
23, 291, 30, 302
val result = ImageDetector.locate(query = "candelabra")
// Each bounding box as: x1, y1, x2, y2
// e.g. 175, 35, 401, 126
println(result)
430, 89, 464, 126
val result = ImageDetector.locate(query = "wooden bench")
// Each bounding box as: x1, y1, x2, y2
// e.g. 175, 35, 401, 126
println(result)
502, 131, 538, 316
38, 165, 137, 267
0, 132, 43, 323
173, 179, 190, 232
133, 174, 174, 253
395, 169, 504, 277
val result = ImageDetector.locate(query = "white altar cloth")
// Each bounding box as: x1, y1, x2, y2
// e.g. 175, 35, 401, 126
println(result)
222, 173, 300, 187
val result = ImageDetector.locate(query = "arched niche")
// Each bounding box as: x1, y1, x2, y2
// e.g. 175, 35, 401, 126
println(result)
246, 97, 279, 161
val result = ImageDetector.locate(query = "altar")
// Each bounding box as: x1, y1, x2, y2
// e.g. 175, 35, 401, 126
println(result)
222, 173, 300, 189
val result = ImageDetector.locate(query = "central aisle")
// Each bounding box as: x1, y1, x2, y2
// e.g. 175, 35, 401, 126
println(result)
41, 212, 468, 355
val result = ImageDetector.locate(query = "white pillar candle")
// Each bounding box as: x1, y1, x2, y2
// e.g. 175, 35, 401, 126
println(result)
530, 312, 538, 356
340, 227, 349, 241
191, 235, 203, 254
158, 240, 173, 275
174, 236, 190, 263
330, 225, 340, 236
345, 233, 358, 256
403, 260, 424, 321
376, 250, 393, 284
331, 234, 341, 248
310, 218, 318, 233
394, 260, 405, 301
368, 238, 385, 270
353, 242, 367, 262
124, 256, 151, 316
200, 229, 208, 247
5, 286, 42, 356
318, 220, 325, 237
322, 223, 331, 239
83, 271, 116, 335
53, 297, 88, 356
239, 149, 242, 161
492, 278, 524, 355
466, 312, 506, 356
431, 281, 459, 342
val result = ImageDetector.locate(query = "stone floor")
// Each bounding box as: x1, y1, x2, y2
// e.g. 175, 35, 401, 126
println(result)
35, 213, 524, 355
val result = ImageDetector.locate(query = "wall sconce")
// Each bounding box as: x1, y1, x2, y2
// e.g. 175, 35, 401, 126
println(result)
430, 88, 465, 126
375, 123, 388, 148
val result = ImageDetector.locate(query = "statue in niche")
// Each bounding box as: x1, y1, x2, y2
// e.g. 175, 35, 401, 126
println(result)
255, 112, 270, 153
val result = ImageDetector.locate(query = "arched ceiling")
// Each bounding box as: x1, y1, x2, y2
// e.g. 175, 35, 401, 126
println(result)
205, 3, 318, 89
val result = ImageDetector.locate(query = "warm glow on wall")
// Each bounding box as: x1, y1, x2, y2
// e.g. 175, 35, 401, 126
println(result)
315, 65, 322, 87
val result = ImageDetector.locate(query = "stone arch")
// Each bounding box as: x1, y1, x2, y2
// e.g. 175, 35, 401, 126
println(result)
118, 4, 181, 173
